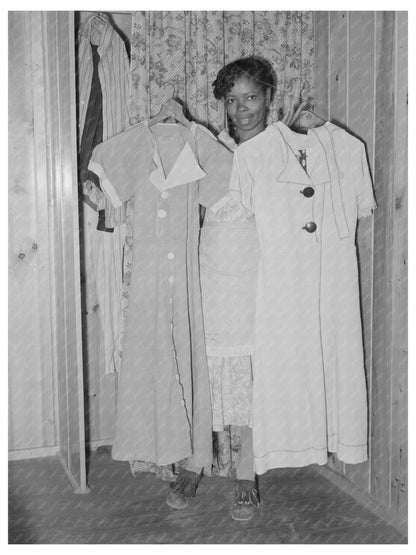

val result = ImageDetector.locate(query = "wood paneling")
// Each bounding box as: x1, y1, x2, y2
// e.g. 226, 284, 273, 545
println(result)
328, 11, 348, 125
326, 11, 349, 477
8, 11, 87, 493
313, 12, 329, 119
313, 10, 407, 526
344, 10, 376, 491
389, 10, 408, 524
371, 10, 396, 510
8, 12, 56, 451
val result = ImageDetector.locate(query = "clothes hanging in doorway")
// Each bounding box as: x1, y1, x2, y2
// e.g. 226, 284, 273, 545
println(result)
88, 121, 233, 468
77, 13, 130, 375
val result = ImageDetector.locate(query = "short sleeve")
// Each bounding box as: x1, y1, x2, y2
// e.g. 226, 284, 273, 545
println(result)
229, 147, 255, 214
88, 126, 145, 207
357, 143, 377, 218
194, 127, 234, 208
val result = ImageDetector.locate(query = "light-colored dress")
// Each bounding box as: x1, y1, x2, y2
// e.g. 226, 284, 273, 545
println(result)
89, 121, 232, 468
229, 121, 376, 474
200, 130, 260, 432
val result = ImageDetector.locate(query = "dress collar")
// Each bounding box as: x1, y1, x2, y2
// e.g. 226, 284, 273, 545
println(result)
145, 122, 206, 191
275, 121, 350, 239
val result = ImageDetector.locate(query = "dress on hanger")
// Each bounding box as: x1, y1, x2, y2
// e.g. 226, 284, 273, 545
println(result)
229, 121, 377, 474
89, 121, 233, 468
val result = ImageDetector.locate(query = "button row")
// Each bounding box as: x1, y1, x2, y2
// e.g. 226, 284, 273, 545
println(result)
300, 186, 316, 233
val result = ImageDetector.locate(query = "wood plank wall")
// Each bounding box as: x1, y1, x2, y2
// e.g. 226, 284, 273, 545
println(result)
9, 12, 57, 454
313, 11, 407, 526
9, 11, 87, 491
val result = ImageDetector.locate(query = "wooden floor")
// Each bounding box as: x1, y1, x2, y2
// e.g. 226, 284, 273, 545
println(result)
9, 449, 407, 544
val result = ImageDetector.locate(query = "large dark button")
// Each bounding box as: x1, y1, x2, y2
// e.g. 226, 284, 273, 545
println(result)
303, 221, 317, 233
301, 186, 315, 198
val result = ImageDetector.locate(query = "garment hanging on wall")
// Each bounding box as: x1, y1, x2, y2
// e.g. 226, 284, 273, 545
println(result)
77, 13, 130, 375
228, 121, 377, 474
88, 120, 233, 468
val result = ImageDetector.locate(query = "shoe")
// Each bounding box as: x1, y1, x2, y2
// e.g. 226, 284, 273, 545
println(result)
231, 479, 260, 521
166, 469, 202, 510
166, 489, 189, 509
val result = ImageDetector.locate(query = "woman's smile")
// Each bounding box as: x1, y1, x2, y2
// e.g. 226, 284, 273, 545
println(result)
225, 76, 270, 142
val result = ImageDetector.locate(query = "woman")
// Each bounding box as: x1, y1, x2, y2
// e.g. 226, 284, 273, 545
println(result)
170, 53, 374, 520
202, 57, 276, 522
168, 57, 279, 521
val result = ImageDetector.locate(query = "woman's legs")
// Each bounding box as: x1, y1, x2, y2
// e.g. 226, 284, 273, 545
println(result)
236, 425, 255, 480
166, 465, 203, 509
232, 425, 259, 521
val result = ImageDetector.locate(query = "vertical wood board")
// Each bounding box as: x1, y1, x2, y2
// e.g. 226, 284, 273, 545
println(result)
313, 12, 329, 119
343, 11, 376, 490
8, 11, 56, 451
370, 10, 396, 508
328, 11, 348, 125
326, 11, 348, 476
389, 10, 408, 524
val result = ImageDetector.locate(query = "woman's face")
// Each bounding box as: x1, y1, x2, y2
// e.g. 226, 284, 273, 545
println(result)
224, 76, 270, 142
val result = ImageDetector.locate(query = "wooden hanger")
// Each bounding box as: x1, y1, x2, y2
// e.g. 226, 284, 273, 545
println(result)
147, 98, 192, 129
89, 12, 107, 45
95, 12, 108, 24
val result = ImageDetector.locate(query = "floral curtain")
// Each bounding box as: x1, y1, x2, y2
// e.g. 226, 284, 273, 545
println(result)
124, 11, 313, 479
128, 11, 313, 129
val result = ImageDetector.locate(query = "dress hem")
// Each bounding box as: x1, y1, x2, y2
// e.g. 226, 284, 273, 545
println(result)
254, 444, 368, 474
254, 448, 328, 474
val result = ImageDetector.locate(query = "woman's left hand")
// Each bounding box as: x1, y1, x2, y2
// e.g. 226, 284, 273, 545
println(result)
281, 98, 307, 127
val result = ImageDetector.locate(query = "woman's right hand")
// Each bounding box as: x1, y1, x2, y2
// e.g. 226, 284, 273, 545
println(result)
210, 190, 241, 214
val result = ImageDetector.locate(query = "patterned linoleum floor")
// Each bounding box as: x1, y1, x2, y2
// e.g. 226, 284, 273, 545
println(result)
9, 449, 407, 544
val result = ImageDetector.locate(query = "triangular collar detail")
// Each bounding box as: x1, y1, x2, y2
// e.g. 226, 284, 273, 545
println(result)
147, 123, 207, 191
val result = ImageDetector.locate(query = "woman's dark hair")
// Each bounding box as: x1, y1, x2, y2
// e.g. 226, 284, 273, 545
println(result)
212, 56, 276, 102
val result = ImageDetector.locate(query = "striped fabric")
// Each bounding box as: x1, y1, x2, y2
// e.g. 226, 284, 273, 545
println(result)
77, 13, 130, 375
78, 13, 130, 140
